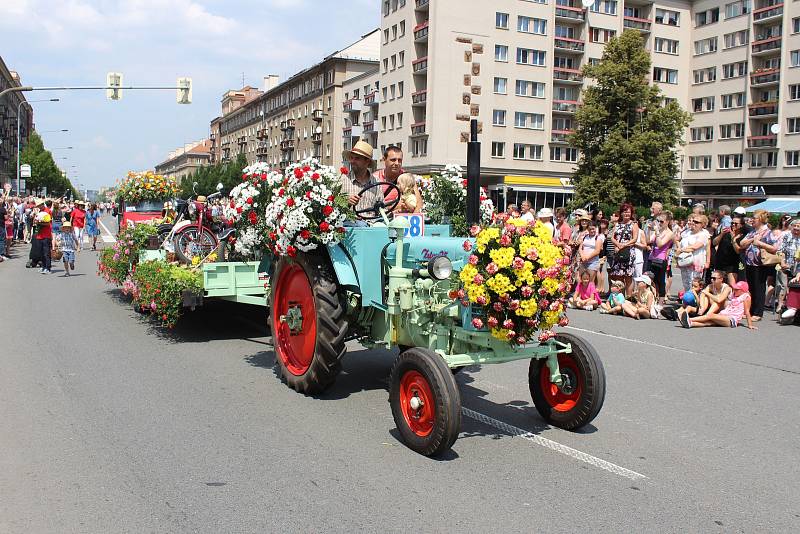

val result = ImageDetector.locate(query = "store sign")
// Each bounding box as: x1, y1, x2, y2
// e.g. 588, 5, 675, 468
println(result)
20, 164, 31, 178
741, 185, 766, 196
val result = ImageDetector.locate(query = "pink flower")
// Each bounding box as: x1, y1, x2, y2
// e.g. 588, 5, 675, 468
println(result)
504, 224, 516, 234
538, 331, 555, 343
487, 317, 499, 328
472, 274, 484, 285
499, 234, 512, 247
461, 299, 470, 307
516, 336, 527, 345
456, 288, 466, 299
150, 301, 157, 311
521, 286, 533, 298
128, 240, 134, 246
468, 255, 479, 265
476, 295, 488, 306
471, 318, 484, 329
493, 302, 504, 312
503, 319, 515, 330
486, 262, 499, 275
463, 240, 473, 252
113, 254, 120, 261
512, 257, 525, 270
540, 299, 550, 309
516, 225, 527, 236
558, 316, 570, 327
498, 294, 510, 303
538, 288, 548, 297
124, 248, 130, 255
506, 330, 517, 340
526, 318, 538, 328
509, 299, 520, 311
469, 225, 482, 237
526, 248, 538, 260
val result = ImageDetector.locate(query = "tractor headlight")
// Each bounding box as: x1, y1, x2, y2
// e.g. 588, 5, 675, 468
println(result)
429, 256, 453, 281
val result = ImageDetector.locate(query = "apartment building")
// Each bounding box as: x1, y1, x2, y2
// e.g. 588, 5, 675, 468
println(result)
154, 140, 212, 185
342, 68, 381, 155
211, 31, 380, 170
0, 57, 32, 191
375, 0, 800, 211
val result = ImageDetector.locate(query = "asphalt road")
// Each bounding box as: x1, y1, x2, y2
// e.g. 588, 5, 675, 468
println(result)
1, 216, 798, 533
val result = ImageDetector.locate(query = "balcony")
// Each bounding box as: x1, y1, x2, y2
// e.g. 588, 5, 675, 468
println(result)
237, 136, 247, 146
747, 135, 778, 149
550, 129, 574, 143
311, 132, 322, 144
412, 89, 428, 107
415, 0, 429, 10
256, 128, 268, 139
280, 119, 295, 131
552, 100, 579, 114
363, 91, 378, 107
752, 36, 781, 55
413, 56, 429, 74
343, 125, 363, 138
623, 16, 652, 32
554, 37, 585, 53
256, 143, 269, 156
414, 21, 429, 42
750, 68, 780, 86
362, 120, 376, 133
410, 121, 427, 136
312, 109, 324, 121
343, 98, 363, 113
280, 139, 295, 151
753, 3, 783, 22
748, 101, 779, 117
555, 6, 586, 22
553, 67, 584, 84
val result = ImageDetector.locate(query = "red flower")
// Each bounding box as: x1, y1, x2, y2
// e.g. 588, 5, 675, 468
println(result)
162, 314, 168, 321
287, 246, 297, 257
278, 188, 285, 197
246, 197, 254, 205
300, 229, 311, 239
236, 206, 243, 214
294, 168, 305, 179
286, 198, 295, 207
269, 232, 277, 241
462, 240, 472, 252
241, 173, 248, 180
303, 165, 311, 172
248, 211, 258, 224
340, 166, 349, 175
305, 191, 312, 199
311, 172, 320, 180
229, 201, 235, 209
261, 173, 267, 181
461, 179, 468, 187
319, 221, 330, 232
337, 227, 346, 233
322, 205, 333, 216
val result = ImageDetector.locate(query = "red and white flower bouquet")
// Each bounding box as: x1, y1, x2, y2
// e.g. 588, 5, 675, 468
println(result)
223, 162, 283, 257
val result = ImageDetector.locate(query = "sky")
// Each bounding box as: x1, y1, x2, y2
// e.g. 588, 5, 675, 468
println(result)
1, 0, 378, 191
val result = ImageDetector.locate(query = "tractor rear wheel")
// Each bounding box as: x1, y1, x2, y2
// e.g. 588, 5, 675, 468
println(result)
389, 347, 461, 456
529, 333, 606, 430
270, 253, 348, 394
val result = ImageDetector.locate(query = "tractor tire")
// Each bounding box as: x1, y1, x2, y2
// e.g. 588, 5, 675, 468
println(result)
529, 333, 606, 430
270, 252, 348, 394
389, 347, 461, 456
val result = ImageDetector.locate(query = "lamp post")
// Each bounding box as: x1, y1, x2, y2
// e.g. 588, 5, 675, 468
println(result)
38, 129, 69, 134
17, 98, 60, 194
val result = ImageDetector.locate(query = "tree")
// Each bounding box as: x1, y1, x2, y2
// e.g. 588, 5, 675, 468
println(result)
18, 131, 78, 198
181, 153, 248, 198
570, 31, 691, 208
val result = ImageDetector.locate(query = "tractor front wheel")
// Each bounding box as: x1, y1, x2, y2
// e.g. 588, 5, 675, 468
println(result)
270, 253, 348, 394
529, 333, 606, 430
389, 347, 461, 456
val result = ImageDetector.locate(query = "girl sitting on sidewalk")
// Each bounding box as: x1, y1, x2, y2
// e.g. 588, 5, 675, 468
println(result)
568, 269, 601, 310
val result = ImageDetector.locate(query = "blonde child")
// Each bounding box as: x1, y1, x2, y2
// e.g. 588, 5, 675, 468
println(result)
394, 173, 421, 213
56, 220, 78, 276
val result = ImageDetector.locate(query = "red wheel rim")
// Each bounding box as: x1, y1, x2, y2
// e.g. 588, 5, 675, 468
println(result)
539, 355, 583, 412
272, 264, 317, 376
399, 370, 435, 437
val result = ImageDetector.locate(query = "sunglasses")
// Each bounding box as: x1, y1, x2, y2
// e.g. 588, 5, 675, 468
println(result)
710, 276, 721, 280
691, 219, 703, 223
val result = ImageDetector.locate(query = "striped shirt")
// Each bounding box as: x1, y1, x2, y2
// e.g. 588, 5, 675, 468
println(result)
340, 170, 384, 214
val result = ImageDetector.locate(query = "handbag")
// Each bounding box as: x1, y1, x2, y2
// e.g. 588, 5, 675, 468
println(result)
650, 257, 666, 268
760, 248, 781, 266
677, 251, 694, 268
52, 249, 63, 261
614, 247, 631, 265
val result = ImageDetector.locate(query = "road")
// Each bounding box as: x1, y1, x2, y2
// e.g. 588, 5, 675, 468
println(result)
1, 214, 798, 533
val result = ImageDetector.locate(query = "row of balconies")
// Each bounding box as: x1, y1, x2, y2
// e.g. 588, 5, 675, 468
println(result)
414, 20, 429, 42
280, 119, 295, 131
415, 0, 428, 10
753, 3, 783, 23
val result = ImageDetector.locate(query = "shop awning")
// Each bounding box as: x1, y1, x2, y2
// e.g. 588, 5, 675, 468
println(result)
502, 175, 572, 187
744, 197, 800, 214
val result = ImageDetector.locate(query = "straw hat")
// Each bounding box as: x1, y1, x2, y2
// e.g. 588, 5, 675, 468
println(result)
196, 195, 207, 203
62, 220, 72, 229
537, 207, 554, 219
342, 140, 375, 168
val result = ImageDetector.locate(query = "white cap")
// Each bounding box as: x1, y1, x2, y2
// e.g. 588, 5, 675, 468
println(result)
733, 206, 746, 215
634, 274, 652, 286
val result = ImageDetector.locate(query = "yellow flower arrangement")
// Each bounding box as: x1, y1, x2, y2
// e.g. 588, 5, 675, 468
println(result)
117, 170, 179, 203
460, 218, 574, 345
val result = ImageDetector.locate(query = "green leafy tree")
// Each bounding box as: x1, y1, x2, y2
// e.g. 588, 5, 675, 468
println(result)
18, 131, 78, 198
570, 30, 691, 208
181, 153, 248, 198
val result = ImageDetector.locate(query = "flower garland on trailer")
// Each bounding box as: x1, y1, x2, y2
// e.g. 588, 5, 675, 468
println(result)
457, 218, 573, 346
117, 171, 179, 204
419, 163, 495, 237
222, 162, 283, 257
262, 158, 349, 257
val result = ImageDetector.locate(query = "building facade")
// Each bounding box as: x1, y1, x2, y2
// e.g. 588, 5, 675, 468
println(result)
212, 31, 380, 170
154, 140, 212, 185
342, 68, 381, 155
0, 56, 32, 193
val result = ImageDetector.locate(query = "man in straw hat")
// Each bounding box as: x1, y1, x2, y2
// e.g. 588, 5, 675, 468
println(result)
341, 140, 383, 221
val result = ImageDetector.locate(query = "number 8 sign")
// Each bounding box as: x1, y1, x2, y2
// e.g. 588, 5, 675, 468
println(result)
395, 213, 425, 238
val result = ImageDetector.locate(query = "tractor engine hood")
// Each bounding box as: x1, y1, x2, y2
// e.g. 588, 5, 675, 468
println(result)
386, 237, 474, 271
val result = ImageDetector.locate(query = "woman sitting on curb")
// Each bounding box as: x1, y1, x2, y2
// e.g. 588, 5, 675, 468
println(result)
681, 281, 756, 329
621, 274, 656, 319
701, 270, 732, 315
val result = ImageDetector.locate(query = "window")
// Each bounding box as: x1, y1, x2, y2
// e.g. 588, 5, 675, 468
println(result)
719, 123, 745, 139
722, 61, 747, 79
392, 25, 397, 41
655, 8, 679, 26
491, 142, 505, 158
550, 147, 579, 162
724, 30, 749, 49
655, 38, 679, 55
494, 77, 508, 94
399, 21, 405, 37
383, 28, 389, 44
589, 27, 616, 43
397, 112, 403, 127
398, 81, 404, 98
554, 25, 575, 39
690, 126, 714, 142
721, 92, 746, 109
515, 80, 545, 97
514, 112, 545, 129
694, 37, 718, 55
792, 50, 800, 68
750, 152, 778, 168
791, 84, 800, 101
493, 109, 507, 126
653, 67, 678, 84
693, 67, 716, 84
590, 0, 617, 15
786, 151, 800, 166
496, 12, 509, 29
411, 138, 427, 157
788, 117, 800, 133
692, 96, 715, 112
518, 16, 547, 35
794, 17, 800, 34
516, 48, 546, 66
399, 51, 405, 67
689, 155, 712, 171
718, 153, 743, 169
725, 0, 750, 19
513, 143, 544, 160
695, 7, 720, 27
495, 45, 509, 62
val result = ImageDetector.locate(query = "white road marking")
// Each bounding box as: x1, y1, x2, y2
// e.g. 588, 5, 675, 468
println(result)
98, 219, 117, 243
565, 325, 701, 356
462, 408, 648, 481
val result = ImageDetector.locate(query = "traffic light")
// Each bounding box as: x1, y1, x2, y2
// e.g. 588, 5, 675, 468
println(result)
177, 77, 192, 104
107, 72, 123, 100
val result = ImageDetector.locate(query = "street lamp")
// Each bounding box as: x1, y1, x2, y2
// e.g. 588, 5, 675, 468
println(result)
51, 147, 74, 150
17, 98, 60, 194
39, 129, 69, 134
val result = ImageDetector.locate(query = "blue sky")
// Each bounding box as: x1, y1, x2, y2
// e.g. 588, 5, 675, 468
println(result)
1, 0, 377, 191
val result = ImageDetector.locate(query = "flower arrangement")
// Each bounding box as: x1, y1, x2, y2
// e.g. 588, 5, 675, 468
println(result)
457, 218, 573, 346
222, 162, 283, 258
117, 171, 179, 204
419, 164, 495, 237
97, 222, 159, 286
261, 158, 350, 257
131, 260, 203, 328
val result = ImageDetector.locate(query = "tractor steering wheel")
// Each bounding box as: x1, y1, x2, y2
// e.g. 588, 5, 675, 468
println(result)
354, 181, 401, 220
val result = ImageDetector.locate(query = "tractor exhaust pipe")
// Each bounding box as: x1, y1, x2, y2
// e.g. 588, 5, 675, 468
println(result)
466, 119, 481, 226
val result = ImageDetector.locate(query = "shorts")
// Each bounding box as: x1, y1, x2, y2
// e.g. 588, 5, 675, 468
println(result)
62, 250, 76, 263
720, 311, 739, 327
